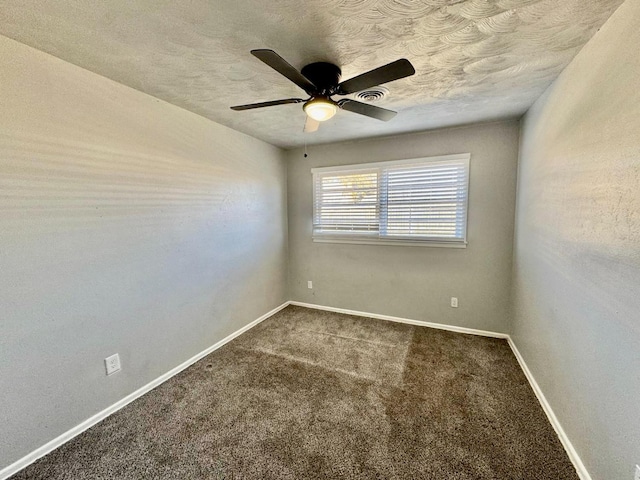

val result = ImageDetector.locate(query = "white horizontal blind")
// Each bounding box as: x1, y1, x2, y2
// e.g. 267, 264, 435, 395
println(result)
313, 170, 379, 235
312, 154, 469, 245
382, 159, 469, 242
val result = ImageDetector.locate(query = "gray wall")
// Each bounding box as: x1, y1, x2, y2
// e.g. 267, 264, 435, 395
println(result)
287, 121, 519, 333
512, 0, 640, 478
0, 36, 288, 469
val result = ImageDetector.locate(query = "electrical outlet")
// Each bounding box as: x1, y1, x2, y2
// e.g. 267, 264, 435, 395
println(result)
307, 280, 313, 289
451, 297, 458, 308
104, 353, 121, 376
634, 464, 640, 480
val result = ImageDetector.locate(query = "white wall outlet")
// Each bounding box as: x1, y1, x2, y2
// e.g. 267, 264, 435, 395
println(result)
634, 464, 640, 480
307, 280, 313, 289
451, 297, 459, 308
104, 353, 121, 376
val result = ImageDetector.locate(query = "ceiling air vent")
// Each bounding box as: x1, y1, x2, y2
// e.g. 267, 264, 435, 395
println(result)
354, 86, 389, 103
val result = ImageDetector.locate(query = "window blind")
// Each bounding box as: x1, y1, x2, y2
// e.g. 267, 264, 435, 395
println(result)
312, 154, 470, 246
313, 170, 379, 235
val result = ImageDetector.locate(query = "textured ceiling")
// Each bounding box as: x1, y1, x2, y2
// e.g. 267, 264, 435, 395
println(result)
0, 0, 624, 148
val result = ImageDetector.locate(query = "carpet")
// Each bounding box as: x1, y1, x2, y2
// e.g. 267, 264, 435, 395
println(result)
10, 305, 578, 479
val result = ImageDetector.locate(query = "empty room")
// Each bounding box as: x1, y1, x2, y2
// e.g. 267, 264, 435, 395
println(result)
1, 1, 638, 479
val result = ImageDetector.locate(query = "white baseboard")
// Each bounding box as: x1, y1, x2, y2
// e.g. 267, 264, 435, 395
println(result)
507, 338, 591, 480
0, 301, 290, 480
293, 300, 590, 480
289, 301, 509, 339
3, 300, 590, 480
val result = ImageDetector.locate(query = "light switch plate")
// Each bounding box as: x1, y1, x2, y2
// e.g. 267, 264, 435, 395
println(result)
105, 353, 121, 376
451, 297, 458, 308
307, 281, 313, 289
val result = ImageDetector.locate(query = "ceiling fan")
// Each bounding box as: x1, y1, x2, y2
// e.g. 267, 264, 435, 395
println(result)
230, 49, 416, 132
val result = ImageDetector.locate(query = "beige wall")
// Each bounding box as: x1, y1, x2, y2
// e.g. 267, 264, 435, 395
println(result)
287, 121, 519, 333
0, 36, 288, 469
512, 0, 640, 478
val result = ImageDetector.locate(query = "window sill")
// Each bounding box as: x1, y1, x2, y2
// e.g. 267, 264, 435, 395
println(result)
312, 237, 467, 248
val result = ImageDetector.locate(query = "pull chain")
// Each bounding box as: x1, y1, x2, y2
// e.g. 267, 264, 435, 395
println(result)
304, 140, 308, 158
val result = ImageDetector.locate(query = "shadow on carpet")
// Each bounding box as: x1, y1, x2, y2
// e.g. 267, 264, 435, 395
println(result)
11, 305, 578, 479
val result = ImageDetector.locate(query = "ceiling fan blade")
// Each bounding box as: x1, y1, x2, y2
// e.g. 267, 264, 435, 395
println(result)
337, 59, 415, 95
251, 49, 317, 94
230, 98, 304, 111
338, 99, 397, 121
303, 116, 320, 133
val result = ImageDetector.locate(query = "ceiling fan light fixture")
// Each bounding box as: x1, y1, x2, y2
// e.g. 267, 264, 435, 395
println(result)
303, 97, 338, 122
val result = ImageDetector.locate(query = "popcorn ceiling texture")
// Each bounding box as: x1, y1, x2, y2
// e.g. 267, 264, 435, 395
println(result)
0, 0, 623, 147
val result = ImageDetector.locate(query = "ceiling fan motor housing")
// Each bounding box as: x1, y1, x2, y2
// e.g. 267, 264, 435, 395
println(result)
300, 62, 342, 95
231, 50, 415, 124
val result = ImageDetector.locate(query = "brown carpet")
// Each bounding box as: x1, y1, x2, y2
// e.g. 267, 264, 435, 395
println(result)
11, 306, 578, 479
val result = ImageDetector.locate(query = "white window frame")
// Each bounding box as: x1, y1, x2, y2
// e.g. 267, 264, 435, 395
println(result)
311, 153, 470, 248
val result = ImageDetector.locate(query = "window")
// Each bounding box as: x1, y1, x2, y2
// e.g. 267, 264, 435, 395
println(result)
312, 154, 470, 247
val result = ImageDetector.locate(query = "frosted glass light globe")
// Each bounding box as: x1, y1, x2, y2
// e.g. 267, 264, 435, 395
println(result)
304, 97, 338, 122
